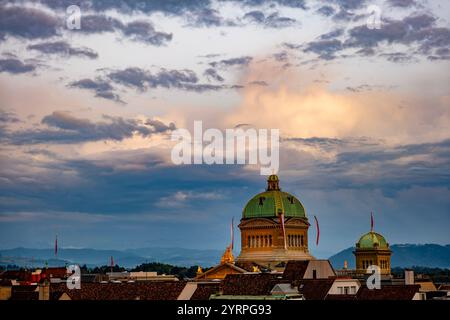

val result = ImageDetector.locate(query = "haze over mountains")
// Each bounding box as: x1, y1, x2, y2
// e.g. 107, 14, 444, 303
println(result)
1, 244, 449, 269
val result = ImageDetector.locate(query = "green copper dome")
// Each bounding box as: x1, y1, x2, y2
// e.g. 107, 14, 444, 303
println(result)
356, 231, 389, 249
242, 175, 307, 219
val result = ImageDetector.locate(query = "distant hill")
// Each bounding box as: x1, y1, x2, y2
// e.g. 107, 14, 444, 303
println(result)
2, 244, 449, 269
329, 244, 450, 269
0, 247, 223, 268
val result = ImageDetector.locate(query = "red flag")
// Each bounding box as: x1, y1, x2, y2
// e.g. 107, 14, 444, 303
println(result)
279, 211, 287, 250
371, 212, 374, 231
314, 215, 320, 246
54, 235, 58, 256
230, 217, 234, 250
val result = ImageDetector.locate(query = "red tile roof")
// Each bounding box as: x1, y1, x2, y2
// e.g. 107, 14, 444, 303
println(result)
357, 285, 420, 300
282, 261, 309, 281
296, 279, 335, 300
50, 281, 187, 300
190, 283, 221, 300
222, 273, 287, 296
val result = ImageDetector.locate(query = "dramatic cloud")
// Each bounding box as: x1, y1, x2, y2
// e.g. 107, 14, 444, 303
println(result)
243, 10, 297, 28
203, 68, 225, 82
27, 41, 98, 59
121, 21, 172, 45
0, 5, 59, 40
68, 78, 122, 103
107, 67, 227, 92
209, 56, 253, 68
0, 58, 36, 74
304, 39, 343, 60
388, 0, 417, 7
3, 111, 176, 145
75, 15, 172, 46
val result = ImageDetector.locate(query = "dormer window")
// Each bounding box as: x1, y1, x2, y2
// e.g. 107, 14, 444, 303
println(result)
258, 197, 266, 206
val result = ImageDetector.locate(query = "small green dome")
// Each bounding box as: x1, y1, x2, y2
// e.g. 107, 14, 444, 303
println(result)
356, 231, 389, 249
242, 175, 307, 219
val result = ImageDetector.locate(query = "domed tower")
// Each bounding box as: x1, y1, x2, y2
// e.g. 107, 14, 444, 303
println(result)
236, 175, 313, 268
354, 231, 392, 275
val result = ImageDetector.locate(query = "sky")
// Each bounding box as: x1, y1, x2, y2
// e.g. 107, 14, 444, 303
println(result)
0, 0, 449, 258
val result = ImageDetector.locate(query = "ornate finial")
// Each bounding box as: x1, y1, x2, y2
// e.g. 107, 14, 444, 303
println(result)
196, 266, 203, 275
266, 174, 280, 191
252, 265, 260, 272
220, 245, 234, 264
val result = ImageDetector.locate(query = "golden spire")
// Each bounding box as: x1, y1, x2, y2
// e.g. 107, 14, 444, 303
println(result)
220, 245, 234, 264
196, 266, 203, 275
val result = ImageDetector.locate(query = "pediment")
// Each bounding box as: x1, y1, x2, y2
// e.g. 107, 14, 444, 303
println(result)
239, 218, 277, 228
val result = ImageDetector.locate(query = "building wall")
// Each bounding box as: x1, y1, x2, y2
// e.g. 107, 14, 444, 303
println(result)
0, 286, 12, 300
328, 279, 361, 295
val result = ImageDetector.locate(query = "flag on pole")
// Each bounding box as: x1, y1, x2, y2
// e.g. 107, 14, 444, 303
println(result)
230, 217, 234, 250
110, 256, 114, 273
54, 235, 58, 256
279, 211, 287, 250
314, 215, 320, 246
371, 212, 374, 231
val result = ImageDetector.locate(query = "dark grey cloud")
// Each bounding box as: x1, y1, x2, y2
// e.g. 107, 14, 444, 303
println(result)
243, 10, 297, 28
27, 41, 98, 59
188, 8, 230, 27
331, 0, 367, 10
345, 13, 449, 55
209, 56, 253, 68
0, 58, 36, 74
203, 68, 224, 82
0, 110, 20, 124
74, 15, 172, 46
304, 39, 343, 60
228, 0, 307, 9
107, 67, 234, 92
317, 5, 335, 17
273, 51, 288, 62
388, 0, 416, 8
68, 78, 123, 103
379, 52, 416, 63
3, 111, 176, 145
121, 20, 172, 45
0, 5, 60, 40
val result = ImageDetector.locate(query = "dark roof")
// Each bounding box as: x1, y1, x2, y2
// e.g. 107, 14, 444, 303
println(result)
282, 261, 309, 281
0, 270, 32, 281
42, 267, 68, 279
325, 294, 357, 300
50, 281, 187, 300
357, 285, 420, 300
296, 279, 334, 300
190, 283, 221, 300
9, 285, 39, 300
222, 273, 287, 296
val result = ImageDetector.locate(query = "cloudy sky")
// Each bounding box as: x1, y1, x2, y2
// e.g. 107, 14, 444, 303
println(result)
0, 0, 449, 258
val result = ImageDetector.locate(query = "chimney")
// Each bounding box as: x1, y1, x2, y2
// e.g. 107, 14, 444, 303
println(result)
405, 270, 414, 285
39, 280, 50, 300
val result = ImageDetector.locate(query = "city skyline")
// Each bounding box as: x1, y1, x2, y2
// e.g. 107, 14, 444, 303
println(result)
0, 0, 449, 257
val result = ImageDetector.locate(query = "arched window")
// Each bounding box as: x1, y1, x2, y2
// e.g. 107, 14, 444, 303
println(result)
288, 235, 291, 246
264, 235, 268, 247
301, 235, 304, 246
269, 235, 273, 246
252, 236, 255, 248
248, 236, 251, 248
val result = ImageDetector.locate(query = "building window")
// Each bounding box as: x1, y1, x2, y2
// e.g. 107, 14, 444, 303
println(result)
269, 235, 273, 246
301, 235, 304, 246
